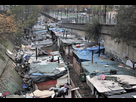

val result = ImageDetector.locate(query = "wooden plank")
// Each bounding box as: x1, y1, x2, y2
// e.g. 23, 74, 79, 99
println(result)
86, 75, 124, 93
86, 76, 111, 93
87, 74, 136, 93
73, 57, 82, 76
70, 87, 79, 91
37, 84, 56, 90
112, 75, 136, 85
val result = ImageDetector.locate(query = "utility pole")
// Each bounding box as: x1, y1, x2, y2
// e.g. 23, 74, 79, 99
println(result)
104, 5, 107, 23
99, 5, 102, 23
67, 5, 68, 19
92, 5, 93, 21
77, 5, 78, 23
61, 9, 62, 20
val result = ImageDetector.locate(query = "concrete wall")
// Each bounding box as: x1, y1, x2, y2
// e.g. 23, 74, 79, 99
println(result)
58, 23, 85, 31
57, 23, 115, 35
71, 29, 86, 38
43, 13, 136, 66
57, 23, 136, 65
102, 34, 136, 63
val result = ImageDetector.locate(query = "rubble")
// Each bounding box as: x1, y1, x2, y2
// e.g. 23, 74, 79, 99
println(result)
2, 22, 78, 98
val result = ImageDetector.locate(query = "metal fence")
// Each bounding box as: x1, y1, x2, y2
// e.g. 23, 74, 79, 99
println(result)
49, 12, 117, 24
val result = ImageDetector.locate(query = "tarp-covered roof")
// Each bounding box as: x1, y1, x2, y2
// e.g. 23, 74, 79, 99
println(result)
29, 62, 68, 84
73, 46, 105, 62
29, 62, 60, 75
49, 27, 64, 32
81, 60, 136, 77
61, 39, 84, 45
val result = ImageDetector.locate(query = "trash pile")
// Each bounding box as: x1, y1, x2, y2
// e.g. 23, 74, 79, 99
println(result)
2, 22, 76, 98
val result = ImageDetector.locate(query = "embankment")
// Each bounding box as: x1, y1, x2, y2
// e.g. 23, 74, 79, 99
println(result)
0, 35, 23, 95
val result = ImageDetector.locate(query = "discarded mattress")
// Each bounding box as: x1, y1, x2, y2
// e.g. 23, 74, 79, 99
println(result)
29, 90, 54, 98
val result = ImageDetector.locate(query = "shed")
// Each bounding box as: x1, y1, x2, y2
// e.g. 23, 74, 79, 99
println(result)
81, 59, 136, 97
29, 62, 68, 90
60, 38, 84, 56
72, 45, 105, 76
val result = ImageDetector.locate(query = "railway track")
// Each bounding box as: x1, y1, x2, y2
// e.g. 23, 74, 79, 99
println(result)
68, 65, 95, 98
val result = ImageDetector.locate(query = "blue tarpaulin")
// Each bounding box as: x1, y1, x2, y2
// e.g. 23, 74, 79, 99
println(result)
49, 28, 64, 32
37, 22, 42, 24
24, 55, 31, 60
34, 30, 47, 33
30, 73, 44, 76
22, 84, 28, 89
73, 46, 104, 52
77, 50, 103, 63
73, 46, 106, 63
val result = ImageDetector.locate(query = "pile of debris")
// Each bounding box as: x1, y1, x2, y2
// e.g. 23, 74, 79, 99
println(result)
2, 23, 80, 98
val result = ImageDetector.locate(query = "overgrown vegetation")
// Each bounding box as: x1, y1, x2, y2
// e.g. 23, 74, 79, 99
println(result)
8, 5, 40, 30
85, 18, 101, 43
0, 14, 17, 40
112, 5, 136, 46
0, 5, 40, 61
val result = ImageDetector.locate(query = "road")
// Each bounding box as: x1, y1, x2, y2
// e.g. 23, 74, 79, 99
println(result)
49, 12, 92, 23
48, 12, 116, 24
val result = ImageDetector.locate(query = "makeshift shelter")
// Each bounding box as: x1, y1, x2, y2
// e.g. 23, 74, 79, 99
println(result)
29, 51, 70, 91
72, 45, 105, 76
60, 38, 84, 56
81, 59, 136, 98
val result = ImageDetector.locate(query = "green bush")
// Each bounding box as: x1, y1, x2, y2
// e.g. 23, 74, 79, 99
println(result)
85, 18, 101, 43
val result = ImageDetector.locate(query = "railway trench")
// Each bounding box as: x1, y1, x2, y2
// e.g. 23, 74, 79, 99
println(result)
67, 64, 95, 98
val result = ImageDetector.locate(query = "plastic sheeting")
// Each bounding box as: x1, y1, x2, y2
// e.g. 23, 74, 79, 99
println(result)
24, 55, 31, 60
73, 46, 105, 63
29, 70, 67, 84
49, 27, 64, 32
34, 30, 47, 33
73, 46, 104, 52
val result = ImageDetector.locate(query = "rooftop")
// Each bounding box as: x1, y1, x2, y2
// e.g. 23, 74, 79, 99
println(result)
81, 58, 136, 77
29, 51, 67, 75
